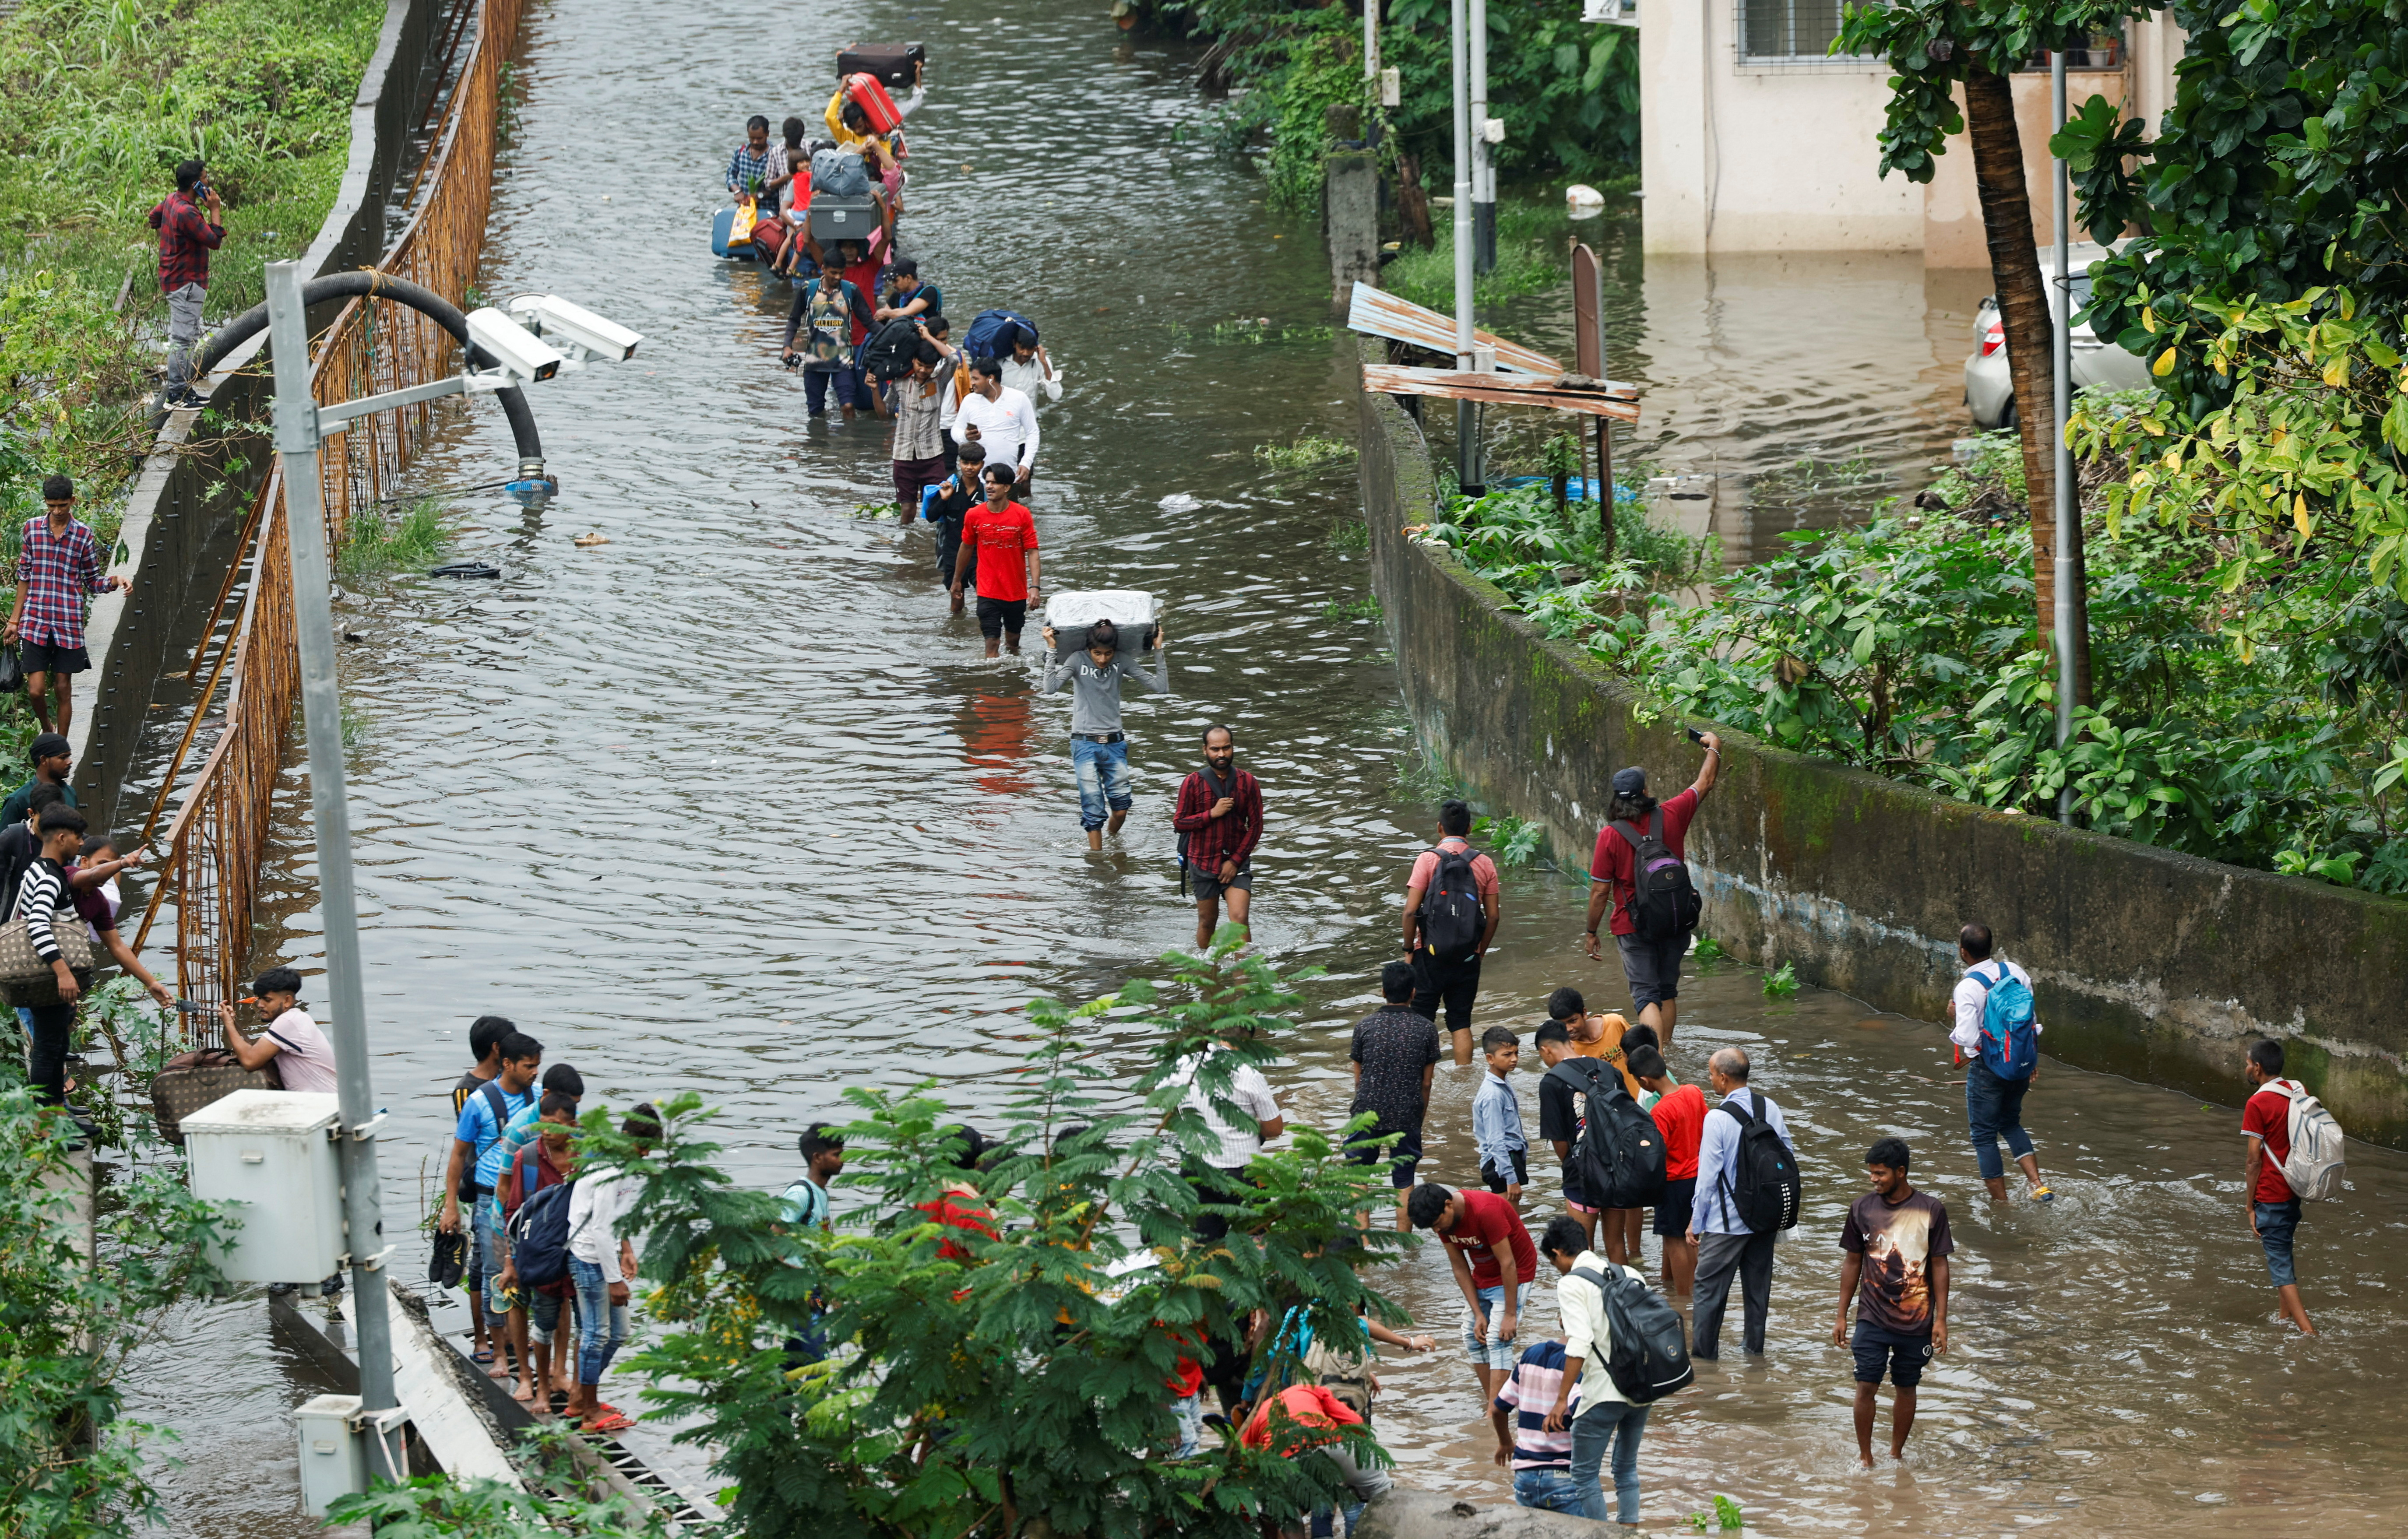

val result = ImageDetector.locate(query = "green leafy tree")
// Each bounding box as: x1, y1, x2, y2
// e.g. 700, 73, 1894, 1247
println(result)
0, 1086, 230, 1538
1834, 0, 2160, 703
581, 935, 1408, 1539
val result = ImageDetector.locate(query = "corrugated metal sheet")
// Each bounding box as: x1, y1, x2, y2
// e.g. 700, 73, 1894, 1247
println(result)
1361, 363, 1641, 424
1345, 283, 1562, 376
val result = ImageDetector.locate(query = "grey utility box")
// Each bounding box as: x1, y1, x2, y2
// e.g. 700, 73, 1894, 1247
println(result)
294, 1393, 367, 1515
183, 1090, 345, 1282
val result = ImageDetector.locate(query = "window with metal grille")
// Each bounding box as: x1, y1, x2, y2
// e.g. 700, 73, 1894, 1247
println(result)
1736, 0, 1877, 65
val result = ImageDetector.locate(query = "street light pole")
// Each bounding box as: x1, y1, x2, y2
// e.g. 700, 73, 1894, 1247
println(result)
262, 259, 404, 1476
1470, 0, 1494, 275
1450, 0, 1481, 495
2051, 50, 2076, 819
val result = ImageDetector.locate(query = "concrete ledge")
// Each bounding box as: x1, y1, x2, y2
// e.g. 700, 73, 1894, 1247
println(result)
1354, 334, 2408, 1144
1358, 1488, 1618, 1539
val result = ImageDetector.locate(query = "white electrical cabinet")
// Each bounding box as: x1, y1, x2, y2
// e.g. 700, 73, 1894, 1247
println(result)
183, 1090, 345, 1282
294, 1393, 367, 1515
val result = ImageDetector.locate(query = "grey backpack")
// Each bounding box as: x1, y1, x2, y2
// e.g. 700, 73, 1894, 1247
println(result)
811, 146, 871, 198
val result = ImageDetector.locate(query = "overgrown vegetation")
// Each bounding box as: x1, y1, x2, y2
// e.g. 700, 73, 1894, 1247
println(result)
1471, 812, 1542, 866
337, 495, 451, 580
1382, 198, 1576, 310
1255, 434, 1351, 470
0, 0, 386, 514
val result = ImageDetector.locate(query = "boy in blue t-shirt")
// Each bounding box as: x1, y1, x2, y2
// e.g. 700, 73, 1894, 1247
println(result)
439, 1031, 542, 1369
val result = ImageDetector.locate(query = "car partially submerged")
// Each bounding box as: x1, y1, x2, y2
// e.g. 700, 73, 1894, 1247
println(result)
1963, 240, 2151, 429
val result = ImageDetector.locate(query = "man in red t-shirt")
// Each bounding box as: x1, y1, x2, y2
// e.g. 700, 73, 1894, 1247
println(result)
1630, 1044, 1705, 1296
1408, 1182, 1537, 1400
951, 464, 1041, 657
1582, 733, 1722, 1047
2241, 1039, 2317, 1336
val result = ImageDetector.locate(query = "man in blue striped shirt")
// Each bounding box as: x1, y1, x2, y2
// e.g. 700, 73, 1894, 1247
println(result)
439, 1032, 543, 1367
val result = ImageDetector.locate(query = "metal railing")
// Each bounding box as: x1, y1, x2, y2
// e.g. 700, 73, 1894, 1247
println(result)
133, 0, 525, 1028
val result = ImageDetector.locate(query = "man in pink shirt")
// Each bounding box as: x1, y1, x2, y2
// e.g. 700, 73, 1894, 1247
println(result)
1400, 799, 1501, 1066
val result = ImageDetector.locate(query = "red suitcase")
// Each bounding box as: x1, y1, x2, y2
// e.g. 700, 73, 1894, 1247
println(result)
847, 73, 904, 136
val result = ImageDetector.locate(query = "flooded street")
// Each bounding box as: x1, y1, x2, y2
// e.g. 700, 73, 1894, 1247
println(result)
106, 0, 2408, 1532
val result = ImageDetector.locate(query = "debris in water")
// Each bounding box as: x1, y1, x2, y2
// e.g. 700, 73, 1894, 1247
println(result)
428, 561, 500, 579
574, 532, 609, 546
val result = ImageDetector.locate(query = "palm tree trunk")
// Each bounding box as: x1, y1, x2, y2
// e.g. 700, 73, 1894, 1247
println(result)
1963, 65, 2090, 702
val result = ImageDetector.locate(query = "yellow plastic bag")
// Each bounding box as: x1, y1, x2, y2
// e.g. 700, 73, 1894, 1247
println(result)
729, 196, 759, 246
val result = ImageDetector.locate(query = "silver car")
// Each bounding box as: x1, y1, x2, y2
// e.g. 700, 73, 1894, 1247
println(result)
1964, 241, 2152, 429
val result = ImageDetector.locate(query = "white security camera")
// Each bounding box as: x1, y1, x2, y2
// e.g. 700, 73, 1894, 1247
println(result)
464, 306, 564, 383
506, 294, 643, 362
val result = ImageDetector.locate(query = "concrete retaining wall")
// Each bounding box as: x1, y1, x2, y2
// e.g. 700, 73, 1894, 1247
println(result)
1354, 336, 2408, 1145
73, 0, 441, 832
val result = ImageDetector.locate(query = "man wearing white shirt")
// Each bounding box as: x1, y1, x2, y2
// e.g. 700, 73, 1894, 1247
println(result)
1000, 330, 1062, 405
1686, 1047, 1793, 1359
1175, 1033, 1284, 1240
1948, 923, 2052, 1203
947, 356, 1039, 492
564, 1102, 658, 1434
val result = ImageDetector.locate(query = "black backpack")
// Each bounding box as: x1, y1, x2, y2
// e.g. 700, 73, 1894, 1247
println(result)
1547, 1058, 1667, 1211
1417, 844, 1485, 962
1570, 1262, 1694, 1404
1612, 809, 1702, 942
1715, 1093, 1801, 1233
860, 316, 921, 381
507, 1179, 577, 1289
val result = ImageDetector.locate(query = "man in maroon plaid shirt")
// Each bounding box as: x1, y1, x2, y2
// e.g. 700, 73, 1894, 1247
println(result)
148, 158, 224, 408
1171, 725, 1265, 948
7, 476, 128, 739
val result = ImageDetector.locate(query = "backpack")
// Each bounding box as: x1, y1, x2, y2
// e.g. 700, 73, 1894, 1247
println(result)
1546, 1058, 1667, 1211
507, 1179, 577, 1290
1570, 1262, 1694, 1405
962, 308, 1039, 360
1714, 1093, 1801, 1233
2258, 1081, 2348, 1201
860, 316, 921, 380
1416, 844, 1486, 962
810, 145, 871, 197
1967, 961, 2039, 1081
1611, 809, 1702, 943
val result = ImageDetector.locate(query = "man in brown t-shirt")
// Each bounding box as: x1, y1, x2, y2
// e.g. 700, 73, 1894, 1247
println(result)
1833, 1137, 1953, 1467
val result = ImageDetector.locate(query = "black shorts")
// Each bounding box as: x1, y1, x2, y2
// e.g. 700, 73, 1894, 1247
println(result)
1852, 1321, 1933, 1387
1187, 861, 1253, 904
975, 595, 1027, 639
1346, 1125, 1423, 1189
1481, 1149, 1528, 1193
18, 639, 90, 675
1652, 1176, 1697, 1237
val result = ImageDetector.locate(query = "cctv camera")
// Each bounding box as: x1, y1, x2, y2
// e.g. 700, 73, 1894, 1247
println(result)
506, 294, 642, 362
464, 307, 564, 383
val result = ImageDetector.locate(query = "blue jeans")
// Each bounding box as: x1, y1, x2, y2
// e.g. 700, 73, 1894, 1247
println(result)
2255, 1198, 2301, 1287
805, 364, 861, 415
1071, 736, 1132, 831
474, 1195, 510, 1323
1514, 1467, 1588, 1513
1569, 1399, 1649, 1524
1461, 1281, 1535, 1369
1966, 1060, 2036, 1180
568, 1256, 630, 1387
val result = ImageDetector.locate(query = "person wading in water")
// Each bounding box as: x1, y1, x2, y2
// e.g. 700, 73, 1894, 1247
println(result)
1039, 617, 1170, 851
1172, 725, 1263, 947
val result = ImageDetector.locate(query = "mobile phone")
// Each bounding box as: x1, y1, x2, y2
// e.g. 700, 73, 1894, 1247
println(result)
1686, 727, 1705, 744
176, 998, 213, 1015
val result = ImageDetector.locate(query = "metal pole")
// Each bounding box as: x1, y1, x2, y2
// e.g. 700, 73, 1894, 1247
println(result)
1364, 0, 1377, 84
263, 260, 404, 1476
1450, 0, 1480, 495
2051, 51, 2075, 819
1469, 0, 1494, 275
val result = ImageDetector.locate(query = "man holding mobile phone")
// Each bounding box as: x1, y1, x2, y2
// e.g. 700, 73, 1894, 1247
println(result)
1581, 730, 1721, 1049
149, 159, 224, 409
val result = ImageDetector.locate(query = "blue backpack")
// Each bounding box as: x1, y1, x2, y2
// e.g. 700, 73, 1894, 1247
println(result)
962, 308, 1038, 360
1969, 961, 2039, 1080
507, 1179, 577, 1289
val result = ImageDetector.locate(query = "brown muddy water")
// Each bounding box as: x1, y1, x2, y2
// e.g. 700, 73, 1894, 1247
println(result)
101, 0, 2408, 1532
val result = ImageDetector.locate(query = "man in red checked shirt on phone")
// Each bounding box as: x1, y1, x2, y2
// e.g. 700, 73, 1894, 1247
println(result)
1582, 731, 1721, 1050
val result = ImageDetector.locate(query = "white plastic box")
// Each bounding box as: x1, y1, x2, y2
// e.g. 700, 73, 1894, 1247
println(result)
1044, 590, 1160, 660
294, 1393, 367, 1515
182, 1089, 345, 1282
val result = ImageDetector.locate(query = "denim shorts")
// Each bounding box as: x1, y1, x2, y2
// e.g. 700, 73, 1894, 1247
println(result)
2255, 1198, 2302, 1288
1513, 1466, 1586, 1513
1461, 1281, 1534, 1368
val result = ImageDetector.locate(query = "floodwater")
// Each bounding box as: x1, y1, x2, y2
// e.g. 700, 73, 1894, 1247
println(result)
103, 0, 2408, 1533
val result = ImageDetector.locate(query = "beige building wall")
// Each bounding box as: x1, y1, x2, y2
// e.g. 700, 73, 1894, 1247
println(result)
1642, 5, 2185, 264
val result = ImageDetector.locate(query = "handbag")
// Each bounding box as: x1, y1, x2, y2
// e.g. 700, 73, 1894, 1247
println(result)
148, 1045, 282, 1145
0, 644, 21, 695
0, 906, 96, 1006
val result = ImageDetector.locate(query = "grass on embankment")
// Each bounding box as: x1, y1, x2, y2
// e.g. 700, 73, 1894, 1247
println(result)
0, 0, 388, 542
336, 496, 449, 582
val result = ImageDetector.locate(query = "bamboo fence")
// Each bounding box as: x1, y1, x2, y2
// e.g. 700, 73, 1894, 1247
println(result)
133, 0, 525, 1031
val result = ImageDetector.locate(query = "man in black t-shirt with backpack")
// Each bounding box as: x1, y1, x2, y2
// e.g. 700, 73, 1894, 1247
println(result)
1400, 800, 1502, 1067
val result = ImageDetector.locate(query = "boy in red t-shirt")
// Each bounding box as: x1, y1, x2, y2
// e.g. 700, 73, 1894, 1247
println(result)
1408, 1182, 1538, 1400
1582, 734, 1722, 1048
2241, 1039, 2316, 1336
1629, 1044, 1705, 1295
951, 464, 1040, 657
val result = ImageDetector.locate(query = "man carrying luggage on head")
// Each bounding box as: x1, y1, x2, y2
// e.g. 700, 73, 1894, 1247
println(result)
1171, 725, 1263, 946
1400, 800, 1501, 1067
1040, 615, 1171, 851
